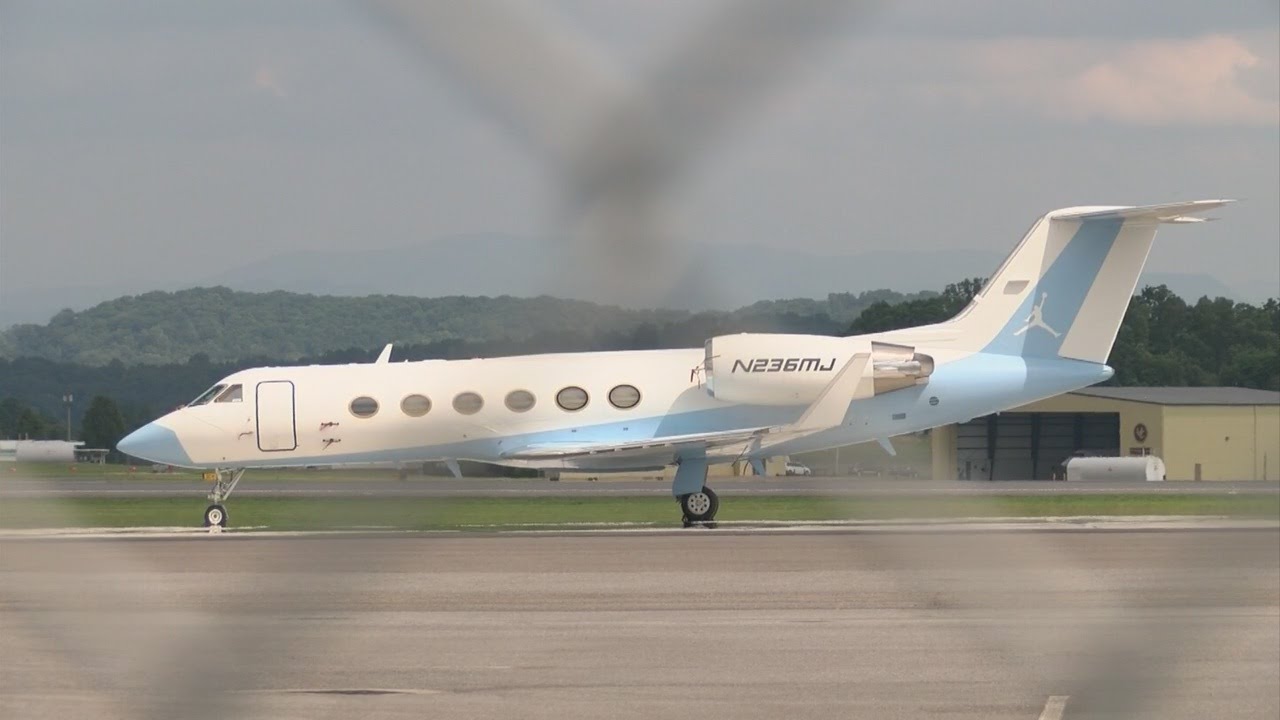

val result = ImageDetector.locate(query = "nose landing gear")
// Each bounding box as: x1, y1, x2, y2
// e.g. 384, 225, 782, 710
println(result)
203, 468, 245, 529
203, 503, 228, 528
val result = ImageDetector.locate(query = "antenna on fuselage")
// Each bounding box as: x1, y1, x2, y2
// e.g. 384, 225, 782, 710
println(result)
375, 344, 393, 364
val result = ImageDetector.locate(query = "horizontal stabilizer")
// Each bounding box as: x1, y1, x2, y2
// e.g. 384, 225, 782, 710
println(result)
1050, 200, 1233, 224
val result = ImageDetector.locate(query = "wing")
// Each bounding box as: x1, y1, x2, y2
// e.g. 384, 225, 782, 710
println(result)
502, 354, 878, 464
501, 426, 777, 463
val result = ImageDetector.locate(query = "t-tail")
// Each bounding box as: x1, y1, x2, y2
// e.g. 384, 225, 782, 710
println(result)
944, 200, 1232, 363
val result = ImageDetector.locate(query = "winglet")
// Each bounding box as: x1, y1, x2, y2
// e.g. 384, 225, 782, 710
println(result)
375, 344, 394, 364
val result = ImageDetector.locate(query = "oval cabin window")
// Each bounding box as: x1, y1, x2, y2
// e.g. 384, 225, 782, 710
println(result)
556, 386, 589, 412
608, 384, 641, 409
401, 394, 432, 417
350, 396, 379, 418
505, 390, 536, 413
452, 392, 484, 415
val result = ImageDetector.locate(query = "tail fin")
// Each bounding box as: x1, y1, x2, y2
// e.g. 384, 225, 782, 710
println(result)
949, 200, 1231, 363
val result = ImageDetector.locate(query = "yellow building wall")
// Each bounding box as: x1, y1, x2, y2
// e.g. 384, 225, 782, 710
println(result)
1257, 406, 1280, 482
1162, 406, 1278, 481
1114, 403, 1164, 459
933, 392, 1278, 481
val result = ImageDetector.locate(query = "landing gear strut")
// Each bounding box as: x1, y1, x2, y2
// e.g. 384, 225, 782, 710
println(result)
679, 486, 719, 528
204, 468, 245, 528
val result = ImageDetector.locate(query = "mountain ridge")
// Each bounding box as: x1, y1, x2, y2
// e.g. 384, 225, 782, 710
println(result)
0, 285, 926, 366
2, 235, 1263, 328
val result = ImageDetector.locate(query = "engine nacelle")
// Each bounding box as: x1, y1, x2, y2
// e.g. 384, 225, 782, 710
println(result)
702, 334, 933, 405
703, 334, 853, 405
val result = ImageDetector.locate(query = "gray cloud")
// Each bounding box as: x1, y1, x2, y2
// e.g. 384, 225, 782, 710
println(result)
1, 0, 1276, 318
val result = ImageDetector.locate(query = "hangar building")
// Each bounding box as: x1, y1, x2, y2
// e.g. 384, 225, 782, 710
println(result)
930, 387, 1280, 481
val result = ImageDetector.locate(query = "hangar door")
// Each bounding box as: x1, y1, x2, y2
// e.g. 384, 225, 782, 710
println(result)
256, 381, 297, 452
956, 412, 1119, 480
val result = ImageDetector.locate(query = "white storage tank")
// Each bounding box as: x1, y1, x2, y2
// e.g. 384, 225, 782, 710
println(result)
1065, 455, 1166, 482
11, 440, 81, 463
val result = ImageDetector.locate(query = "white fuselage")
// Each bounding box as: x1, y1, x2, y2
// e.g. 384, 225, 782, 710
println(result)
123, 338, 1111, 471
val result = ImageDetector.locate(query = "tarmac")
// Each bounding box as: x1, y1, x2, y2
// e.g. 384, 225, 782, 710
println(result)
1, 526, 1276, 719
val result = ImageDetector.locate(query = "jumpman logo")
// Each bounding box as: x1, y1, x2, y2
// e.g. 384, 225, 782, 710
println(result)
1013, 292, 1061, 338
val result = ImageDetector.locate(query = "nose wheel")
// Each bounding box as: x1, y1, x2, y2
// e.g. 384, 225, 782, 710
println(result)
203, 504, 228, 528
680, 486, 719, 528
202, 468, 245, 529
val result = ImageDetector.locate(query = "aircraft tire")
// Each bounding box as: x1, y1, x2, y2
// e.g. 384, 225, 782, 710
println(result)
203, 504, 228, 528
680, 487, 719, 524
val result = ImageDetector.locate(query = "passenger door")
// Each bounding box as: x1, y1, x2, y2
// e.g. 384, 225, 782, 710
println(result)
256, 381, 297, 452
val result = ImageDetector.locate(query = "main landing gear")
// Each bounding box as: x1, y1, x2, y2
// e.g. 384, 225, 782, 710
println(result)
673, 457, 719, 528
679, 486, 719, 528
204, 468, 246, 529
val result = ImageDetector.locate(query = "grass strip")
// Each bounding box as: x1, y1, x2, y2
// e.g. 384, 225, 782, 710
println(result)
1, 494, 1276, 531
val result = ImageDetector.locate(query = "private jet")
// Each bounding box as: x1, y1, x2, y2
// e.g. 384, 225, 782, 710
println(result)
117, 200, 1230, 527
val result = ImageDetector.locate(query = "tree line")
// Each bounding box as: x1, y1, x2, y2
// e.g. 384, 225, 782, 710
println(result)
0, 286, 927, 366
849, 280, 1278, 390
0, 395, 128, 457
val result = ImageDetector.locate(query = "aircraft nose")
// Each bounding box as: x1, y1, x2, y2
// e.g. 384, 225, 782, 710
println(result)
117, 422, 192, 466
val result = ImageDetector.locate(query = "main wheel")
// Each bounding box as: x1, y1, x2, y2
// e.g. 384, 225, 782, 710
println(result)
203, 504, 228, 528
680, 486, 719, 524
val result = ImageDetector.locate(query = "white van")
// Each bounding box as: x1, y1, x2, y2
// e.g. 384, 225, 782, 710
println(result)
785, 461, 813, 476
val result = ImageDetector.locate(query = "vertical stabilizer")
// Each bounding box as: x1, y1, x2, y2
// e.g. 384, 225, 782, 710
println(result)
947, 200, 1230, 364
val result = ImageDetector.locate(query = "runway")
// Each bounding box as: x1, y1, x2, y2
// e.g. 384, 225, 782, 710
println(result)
4, 473, 1277, 498
2, 528, 1276, 719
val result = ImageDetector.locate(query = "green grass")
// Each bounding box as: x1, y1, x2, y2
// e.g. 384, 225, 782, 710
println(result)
1, 494, 1275, 531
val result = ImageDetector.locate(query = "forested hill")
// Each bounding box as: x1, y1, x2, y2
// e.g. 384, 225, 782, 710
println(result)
1, 282, 1275, 438
0, 286, 929, 366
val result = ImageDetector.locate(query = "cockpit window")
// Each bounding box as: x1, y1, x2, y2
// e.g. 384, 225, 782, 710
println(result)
214, 384, 243, 403
189, 384, 227, 406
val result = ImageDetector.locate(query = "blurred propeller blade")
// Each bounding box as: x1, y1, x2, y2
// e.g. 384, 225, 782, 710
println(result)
368, 0, 872, 307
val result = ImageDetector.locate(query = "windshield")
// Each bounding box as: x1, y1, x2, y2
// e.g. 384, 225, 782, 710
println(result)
214, 384, 243, 403
189, 384, 227, 406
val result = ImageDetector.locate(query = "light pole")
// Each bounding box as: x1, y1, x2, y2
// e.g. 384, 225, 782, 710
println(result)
62, 393, 73, 442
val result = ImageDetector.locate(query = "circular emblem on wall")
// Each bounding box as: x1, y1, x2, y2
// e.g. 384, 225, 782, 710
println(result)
1133, 423, 1148, 442
929, 396, 940, 406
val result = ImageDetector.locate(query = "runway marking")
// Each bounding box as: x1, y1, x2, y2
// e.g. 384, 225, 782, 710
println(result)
461, 521, 660, 528
1038, 695, 1069, 720
242, 688, 440, 697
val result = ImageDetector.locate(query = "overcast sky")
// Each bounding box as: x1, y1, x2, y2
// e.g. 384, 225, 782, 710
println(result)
2, 0, 1277, 314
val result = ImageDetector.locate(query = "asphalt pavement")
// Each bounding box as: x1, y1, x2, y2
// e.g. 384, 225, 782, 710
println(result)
1, 527, 1276, 719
